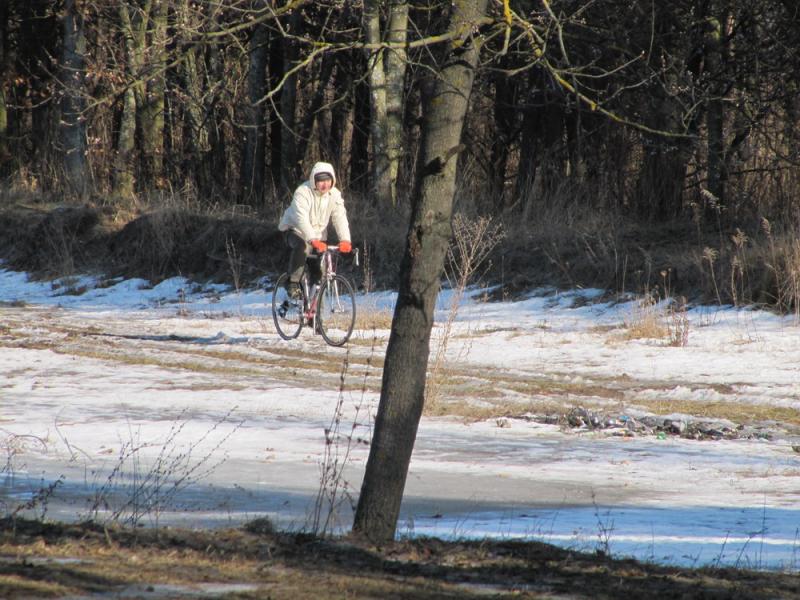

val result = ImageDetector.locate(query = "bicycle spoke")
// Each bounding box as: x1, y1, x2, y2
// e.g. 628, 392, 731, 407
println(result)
318, 275, 356, 346
272, 273, 304, 340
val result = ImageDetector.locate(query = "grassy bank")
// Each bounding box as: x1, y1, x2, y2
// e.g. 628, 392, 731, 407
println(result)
2, 185, 799, 316
1, 517, 798, 599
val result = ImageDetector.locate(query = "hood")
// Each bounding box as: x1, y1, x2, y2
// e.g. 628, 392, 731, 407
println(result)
309, 161, 336, 189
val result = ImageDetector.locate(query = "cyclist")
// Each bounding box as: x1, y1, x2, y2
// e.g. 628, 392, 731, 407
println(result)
278, 161, 353, 298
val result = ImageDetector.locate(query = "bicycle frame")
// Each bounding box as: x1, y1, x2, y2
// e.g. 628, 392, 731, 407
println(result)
301, 245, 359, 326
272, 244, 358, 345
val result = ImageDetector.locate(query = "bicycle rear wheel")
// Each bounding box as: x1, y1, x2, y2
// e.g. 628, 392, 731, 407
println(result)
272, 273, 304, 340
317, 274, 356, 346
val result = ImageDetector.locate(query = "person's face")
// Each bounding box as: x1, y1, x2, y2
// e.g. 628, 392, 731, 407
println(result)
315, 177, 333, 193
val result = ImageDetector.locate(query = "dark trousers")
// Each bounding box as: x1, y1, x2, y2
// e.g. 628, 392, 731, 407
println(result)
285, 231, 321, 285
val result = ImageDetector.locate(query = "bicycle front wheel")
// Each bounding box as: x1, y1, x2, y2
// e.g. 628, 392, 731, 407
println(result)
272, 273, 304, 340
317, 274, 356, 346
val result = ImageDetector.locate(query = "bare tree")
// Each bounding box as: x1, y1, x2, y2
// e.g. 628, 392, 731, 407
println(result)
0, 0, 10, 170
242, 14, 269, 204
60, 0, 89, 200
363, 0, 408, 207
352, 0, 489, 543
138, 0, 168, 186
113, 2, 141, 199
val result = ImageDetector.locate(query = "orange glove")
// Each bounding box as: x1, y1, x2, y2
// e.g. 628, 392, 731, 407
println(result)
310, 239, 327, 253
339, 240, 352, 254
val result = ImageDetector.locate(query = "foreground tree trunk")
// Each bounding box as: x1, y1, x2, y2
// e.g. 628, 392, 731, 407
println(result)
352, 0, 489, 543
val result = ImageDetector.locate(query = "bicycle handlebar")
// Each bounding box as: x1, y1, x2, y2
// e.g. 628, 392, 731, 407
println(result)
316, 245, 360, 267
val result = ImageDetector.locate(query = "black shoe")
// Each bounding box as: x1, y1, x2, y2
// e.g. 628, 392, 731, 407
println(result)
286, 282, 301, 300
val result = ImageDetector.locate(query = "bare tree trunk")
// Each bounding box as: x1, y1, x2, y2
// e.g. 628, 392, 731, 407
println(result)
206, 44, 229, 197
350, 75, 370, 195
139, 0, 168, 187
634, 78, 695, 220
60, 0, 89, 200
268, 28, 284, 195
280, 11, 301, 190
0, 89, 7, 170
352, 0, 488, 543
175, 0, 209, 193
364, 0, 408, 207
325, 62, 351, 171
242, 19, 269, 204
295, 54, 335, 166
490, 70, 516, 205
113, 4, 140, 199
634, 4, 705, 221
705, 14, 726, 207
635, 122, 692, 221
515, 71, 565, 215
0, 0, 11, 170
384, 0, 408, 204
20, 0, 57, 173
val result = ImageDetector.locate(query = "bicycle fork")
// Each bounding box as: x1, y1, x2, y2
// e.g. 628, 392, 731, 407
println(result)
302, 278, 319, 326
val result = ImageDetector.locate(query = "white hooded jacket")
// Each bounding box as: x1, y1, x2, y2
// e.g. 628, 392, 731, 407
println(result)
278, 162, 351, 243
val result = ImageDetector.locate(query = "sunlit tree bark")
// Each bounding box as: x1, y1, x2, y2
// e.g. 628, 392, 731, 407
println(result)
175, 0, 209, 188
139, 0, 168, 186
363, 0, 408, 207
353, 0, 489, 543
113, 3, 140, 199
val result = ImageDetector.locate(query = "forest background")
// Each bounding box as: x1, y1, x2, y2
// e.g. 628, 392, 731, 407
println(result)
1, 0, 799, 311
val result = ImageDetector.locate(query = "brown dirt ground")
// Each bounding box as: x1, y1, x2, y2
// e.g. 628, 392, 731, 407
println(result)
0, 518, 798, 599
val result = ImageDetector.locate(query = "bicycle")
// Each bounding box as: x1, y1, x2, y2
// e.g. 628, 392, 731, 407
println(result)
271, 245, 359, 346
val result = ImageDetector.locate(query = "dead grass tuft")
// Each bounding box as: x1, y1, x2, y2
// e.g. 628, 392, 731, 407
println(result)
621, 293, 669, 340
354, 303, 394, 331
619, 290, 690, 347
628, 397, 800, 427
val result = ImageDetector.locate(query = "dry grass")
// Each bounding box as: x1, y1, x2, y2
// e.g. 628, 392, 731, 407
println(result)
618, 291, 690, 347
489, 183, 800, 316
353, 303, 394, 331
621, 293, 669, 341
4, 188, 800, 318
626, 397, 800, 427
2, 518, 798, 600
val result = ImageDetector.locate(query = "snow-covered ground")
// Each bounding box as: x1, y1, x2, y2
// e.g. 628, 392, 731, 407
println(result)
1, 266, 799, 571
